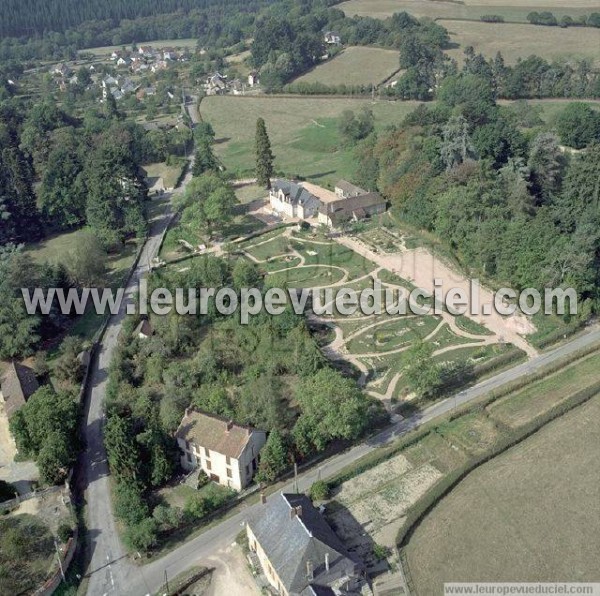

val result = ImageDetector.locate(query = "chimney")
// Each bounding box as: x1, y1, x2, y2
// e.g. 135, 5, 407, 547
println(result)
260, 491, 266, 505
290, 505, 302, 519
296, 505, 302, 518
226, 420, 234, 432
325, 552, 330, 572
306, 560, 314, 581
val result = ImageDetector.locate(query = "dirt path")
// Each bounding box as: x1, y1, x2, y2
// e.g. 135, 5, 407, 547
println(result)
203, 544, 259, 596
335, 235, 538, 358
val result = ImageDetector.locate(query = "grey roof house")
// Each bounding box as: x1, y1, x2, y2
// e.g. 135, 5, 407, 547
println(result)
247, 493, 367, 595
269, 179, 322, 220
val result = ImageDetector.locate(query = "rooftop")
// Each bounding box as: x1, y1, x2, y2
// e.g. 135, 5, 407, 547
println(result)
248, 493, 363, 595
335, 179, 367, 197
0, 362, 39, 418
175, 409, 263, 459
300, 182, 339, 204
272, 179, 320, 207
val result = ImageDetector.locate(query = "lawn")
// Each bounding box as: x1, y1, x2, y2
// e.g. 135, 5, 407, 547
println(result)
405, 394, 600, 589
441, 20, 600, 65
143, 161, 186, 190
487, 350, 600, 427
244, 234, 292, 261
346, 316, 441, 354
294, 46, 401, 86
266, 265, 346, 288
290, 239, 377, 280
336, 0, 596, 23
201, 96, 421, 185
235, 183, 267, 204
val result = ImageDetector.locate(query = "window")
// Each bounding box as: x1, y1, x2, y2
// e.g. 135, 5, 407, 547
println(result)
246, 464, 250, 476
226, 468, 232, 478
206, 460, 212, 471
204, 447, 209, 458
226, 455, 231, 466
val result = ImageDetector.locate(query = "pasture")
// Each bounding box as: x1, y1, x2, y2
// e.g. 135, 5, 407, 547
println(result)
200, 96, 421, 184
336, 0, 596, 23
442, 20, 600, 65
405, 393, 600, 589
294, 46, 401, 86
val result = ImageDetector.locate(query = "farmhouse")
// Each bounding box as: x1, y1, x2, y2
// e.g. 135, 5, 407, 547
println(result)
247, 493, 366, 595
0, 362, 39, 420
324, 31, 342, 45
318, 180, 386, 227
269, 180, 321, 220
175, 409, 266, 491
248, 71, 260, 87
205, 72, 229, 95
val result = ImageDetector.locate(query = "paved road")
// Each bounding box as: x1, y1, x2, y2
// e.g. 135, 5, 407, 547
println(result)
83, 100, 196, 596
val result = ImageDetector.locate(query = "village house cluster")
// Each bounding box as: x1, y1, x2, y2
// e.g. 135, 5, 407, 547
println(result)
204, 70, 260, 96
49, 44, 190, 96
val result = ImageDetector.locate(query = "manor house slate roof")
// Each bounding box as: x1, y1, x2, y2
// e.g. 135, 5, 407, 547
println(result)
248, 493, 364, 595
272, 179, 319, 207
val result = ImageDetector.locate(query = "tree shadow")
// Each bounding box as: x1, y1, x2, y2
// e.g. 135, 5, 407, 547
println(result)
324, 500, 391, 580
306, 170, 337, 180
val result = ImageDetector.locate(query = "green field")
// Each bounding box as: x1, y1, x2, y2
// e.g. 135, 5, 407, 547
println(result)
346, 316, 441, 354
25, 228, 138, 289
405, 394, 600, 589
487, 350, 600, 427
336, 0, 596, 23
78, 38, 198, 57
201, 96, 421, 184
442, 20, 600, 65
294, 46, 401, 86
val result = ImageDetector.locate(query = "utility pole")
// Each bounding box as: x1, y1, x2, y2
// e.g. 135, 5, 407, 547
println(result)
294, 462, 299, 493
54, 539, 66, 582
164, 569, 169, 594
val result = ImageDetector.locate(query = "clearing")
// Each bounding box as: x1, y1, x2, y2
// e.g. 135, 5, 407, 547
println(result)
78, 38, 198, 57
442, 20, 600, 65
405, 393, 600, 590
143, 161, 186, 191
336, 0, 596, 23
294, 46, 401, 86
200, 96, 421, 184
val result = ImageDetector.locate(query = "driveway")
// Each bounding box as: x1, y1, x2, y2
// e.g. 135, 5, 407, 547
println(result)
203, 544, 259, 596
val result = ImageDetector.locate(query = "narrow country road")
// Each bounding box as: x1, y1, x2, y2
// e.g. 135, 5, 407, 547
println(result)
82, 98, 197, 596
